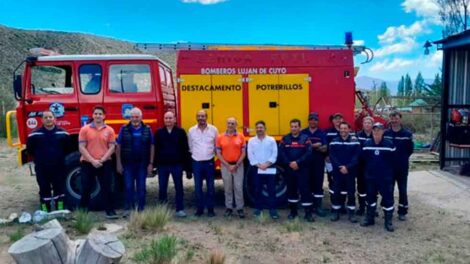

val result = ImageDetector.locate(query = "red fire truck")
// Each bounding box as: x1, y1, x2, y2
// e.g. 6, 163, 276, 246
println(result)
6, 43, 373, 208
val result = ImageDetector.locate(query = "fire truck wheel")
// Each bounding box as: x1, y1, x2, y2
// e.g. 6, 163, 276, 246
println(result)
64, 151, 106, 210
243, 164, 288, 208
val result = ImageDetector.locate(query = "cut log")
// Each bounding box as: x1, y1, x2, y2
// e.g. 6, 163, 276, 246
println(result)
76, 232, 125, 264
8, 228, 72, 264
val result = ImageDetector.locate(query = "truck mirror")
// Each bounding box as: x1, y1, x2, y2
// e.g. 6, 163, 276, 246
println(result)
13, 75, 22, 100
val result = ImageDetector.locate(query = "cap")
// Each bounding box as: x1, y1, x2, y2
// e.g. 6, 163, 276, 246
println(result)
372, 122, 384, 129
332, 112, 343, 119
308, 112, 319, 120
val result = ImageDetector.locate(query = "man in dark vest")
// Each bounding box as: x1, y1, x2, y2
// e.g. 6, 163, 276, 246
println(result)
116, 107, 154, 215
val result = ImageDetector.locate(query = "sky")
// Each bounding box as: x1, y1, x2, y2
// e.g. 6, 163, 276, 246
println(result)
0, 0, 444, 81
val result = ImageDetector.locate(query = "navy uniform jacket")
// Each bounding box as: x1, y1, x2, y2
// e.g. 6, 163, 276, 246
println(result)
357, 130, 373, 147
361, 138, 396, 180
384, 127, 413, 172
325, 127, 340, 146
328, 135, 361, 174
301, 127, 326, 163
26, 126, 70, 166
278, 133, 312, 167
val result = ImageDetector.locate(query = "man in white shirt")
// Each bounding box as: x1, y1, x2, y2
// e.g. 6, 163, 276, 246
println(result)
188, 110, 219, 217
247, 120, 279, 219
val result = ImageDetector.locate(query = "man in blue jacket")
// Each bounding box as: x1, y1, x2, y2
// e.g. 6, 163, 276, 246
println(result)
329, 122, 361, 223
279, 119, 314, 222
355, 116, 374, 215
361, 122, 396, 232
27, 110, 70, 212
384, 111, 413, 221
301, 112, 327, 217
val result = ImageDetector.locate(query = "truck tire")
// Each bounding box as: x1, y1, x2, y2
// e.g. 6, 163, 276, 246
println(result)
64, 152, 105, 210
244, 165, 288, 208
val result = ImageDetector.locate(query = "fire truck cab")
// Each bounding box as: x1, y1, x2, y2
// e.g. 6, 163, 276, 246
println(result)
11, 53, 176, 208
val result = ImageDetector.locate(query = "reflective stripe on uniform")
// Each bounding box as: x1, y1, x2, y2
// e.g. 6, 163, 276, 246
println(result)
331, 205, 342, 209
288, 199, 299, 203
28, 132, 45, 137
347, 206, 356, 210
383, 206, 394, 211
362, 146, 396, 151
314, 194, 324, 198
358, 193, 367, 197
399, 204, 409, 208
301, 203, 313, 206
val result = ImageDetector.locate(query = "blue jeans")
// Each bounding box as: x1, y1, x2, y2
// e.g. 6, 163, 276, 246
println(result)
252, 166, 277, 211
123, 162, 147, 211
158, 165, 184, 211
192, 159, 215, 211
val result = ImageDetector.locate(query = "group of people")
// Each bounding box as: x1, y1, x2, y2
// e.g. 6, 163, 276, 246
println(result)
26, 106, 413, 232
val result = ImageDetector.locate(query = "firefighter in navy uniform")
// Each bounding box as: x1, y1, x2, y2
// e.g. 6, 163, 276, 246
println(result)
279, 119, 314, 222
328, 122, 361, 223
384, 111, 413, 221
355, 116, 374, 215
361, 122, 396, 232
26, 110, 70, 212
301, 112, 327, 217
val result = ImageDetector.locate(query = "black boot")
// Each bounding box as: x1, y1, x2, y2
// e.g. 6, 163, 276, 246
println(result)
357, 196, 366, 216
384, 211, 395, 232
313, 198, 327, 217
330, 209, 340, 222
303, 206, 315, 222
360, 207, 375, 227
348, 209, 358, 223
288, 203, 298, 219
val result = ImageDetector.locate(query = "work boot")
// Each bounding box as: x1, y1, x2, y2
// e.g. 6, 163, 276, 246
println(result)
303, 206, 315, 222
288, 203, 298, 220
313, 198, 327, 217
398, 214, 406, 221
360, 207, 375, 227
384, 211, 395, 232
348, 209, 358, 223
330, 209, 340, 222
357, 197, 366, 216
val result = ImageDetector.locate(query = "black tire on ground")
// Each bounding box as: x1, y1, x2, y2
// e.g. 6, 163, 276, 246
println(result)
64, 151, 109, 210
244, 165, 288, 209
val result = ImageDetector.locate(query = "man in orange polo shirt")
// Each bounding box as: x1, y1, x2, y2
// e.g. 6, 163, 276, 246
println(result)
216, 117, 246, 218
78, 106, 117, 219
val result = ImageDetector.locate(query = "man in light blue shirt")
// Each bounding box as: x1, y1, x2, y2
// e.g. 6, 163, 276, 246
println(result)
247, 120, 279, 219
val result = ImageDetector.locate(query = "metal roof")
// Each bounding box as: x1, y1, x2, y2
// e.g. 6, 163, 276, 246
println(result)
434, 29, 470, 50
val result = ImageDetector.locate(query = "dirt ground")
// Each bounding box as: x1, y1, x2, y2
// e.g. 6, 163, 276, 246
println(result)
1, 139, 469, 264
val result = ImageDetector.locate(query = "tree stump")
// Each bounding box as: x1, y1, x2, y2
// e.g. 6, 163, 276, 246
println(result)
8, 228, 72, 264
76, 232, 125, 264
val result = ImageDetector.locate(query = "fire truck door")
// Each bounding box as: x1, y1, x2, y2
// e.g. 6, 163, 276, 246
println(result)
210, 75, 243, 132
26, 63, 80, 135
278, 74, 310, 135
179, 74, 212, 131
248, 75, 280, 136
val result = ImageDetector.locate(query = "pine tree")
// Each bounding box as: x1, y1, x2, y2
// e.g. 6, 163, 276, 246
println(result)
404, 74, 413, 97
379, 81, 389, 98
414, 72, 425, 96
424, 73, 442, 97
397, 76, 405, 96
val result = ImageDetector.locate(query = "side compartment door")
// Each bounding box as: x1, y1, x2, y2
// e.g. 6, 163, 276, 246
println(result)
248, 75, 280, 136
278, 74, 310, 135
210, 75, 243, 132
25, 62, 80, 134
179, 74, 212, 131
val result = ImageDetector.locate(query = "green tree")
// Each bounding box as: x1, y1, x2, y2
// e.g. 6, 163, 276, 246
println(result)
424, 73, 442, 97
404, 74, 413, 97
414, 72, 425, 96
397, 76, 405, 96
379, 81, 390, 98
